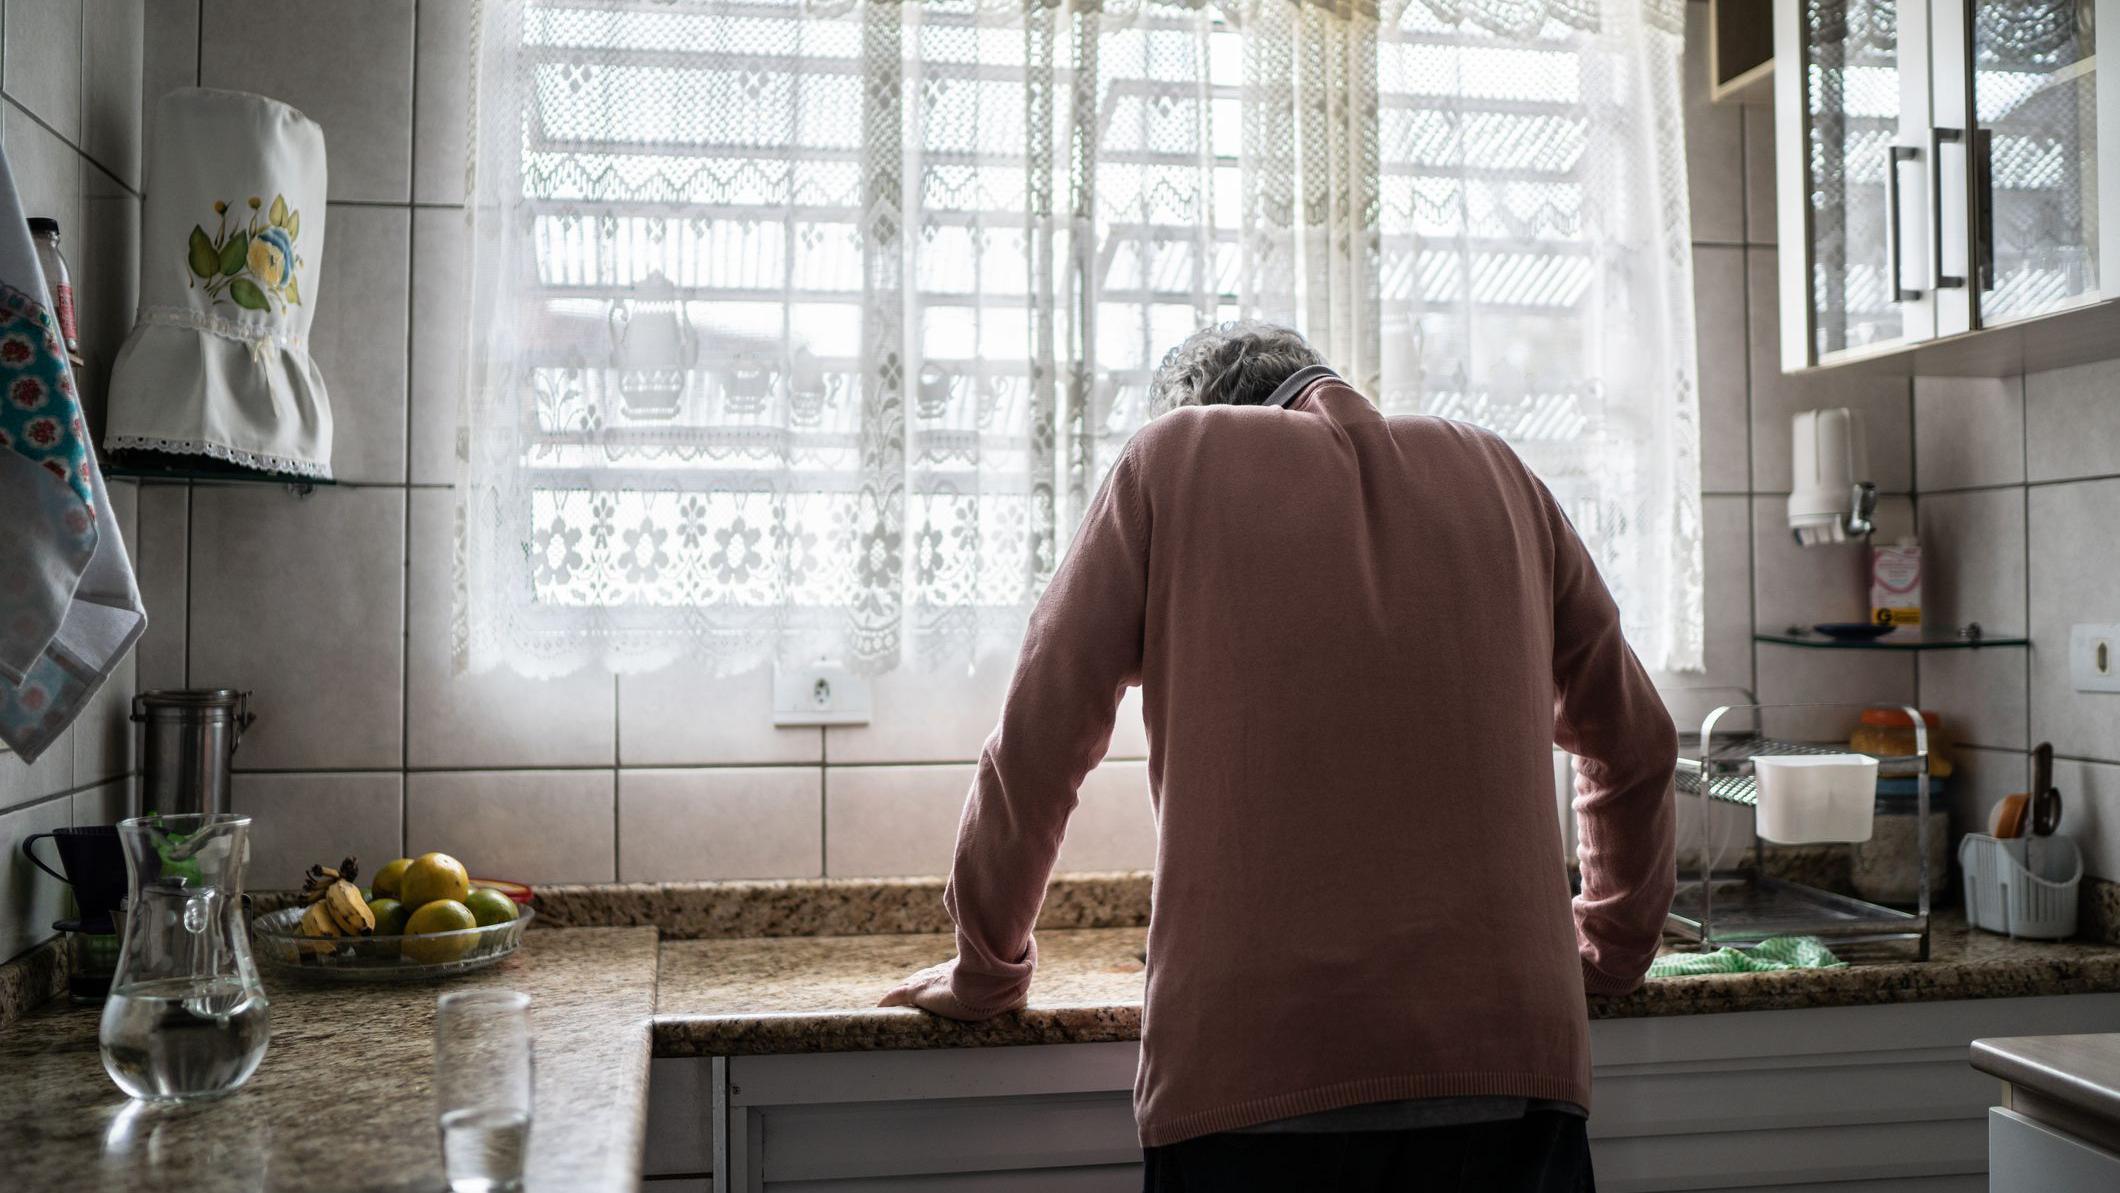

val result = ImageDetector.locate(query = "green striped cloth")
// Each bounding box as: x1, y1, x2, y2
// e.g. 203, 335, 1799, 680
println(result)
1646, 935, 1846, 979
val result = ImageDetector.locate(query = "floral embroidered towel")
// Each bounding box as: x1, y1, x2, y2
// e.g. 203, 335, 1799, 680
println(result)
0, 143, 147, 763
105, 87, 330, 479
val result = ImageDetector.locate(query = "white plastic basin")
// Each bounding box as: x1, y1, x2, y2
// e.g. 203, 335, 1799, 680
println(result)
1752, 753, 1879, 844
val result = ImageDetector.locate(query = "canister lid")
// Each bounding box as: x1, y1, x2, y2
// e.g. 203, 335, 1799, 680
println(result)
132, 689, 248, 718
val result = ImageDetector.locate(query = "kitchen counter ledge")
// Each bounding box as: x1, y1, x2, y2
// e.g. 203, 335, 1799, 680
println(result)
0, 927, 658, 1193
651, 911, 2120, 1057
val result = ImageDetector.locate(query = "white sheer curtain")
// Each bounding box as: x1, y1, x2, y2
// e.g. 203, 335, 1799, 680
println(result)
459, 0, 1701, 679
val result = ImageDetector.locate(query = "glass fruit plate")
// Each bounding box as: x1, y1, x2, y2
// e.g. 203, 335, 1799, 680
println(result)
250, 904, 533, 982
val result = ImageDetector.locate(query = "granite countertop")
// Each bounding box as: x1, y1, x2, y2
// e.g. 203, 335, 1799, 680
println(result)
1971, 1033, 2120, 1127
653, 911, 2120, 1057
0, 927, 658, 1193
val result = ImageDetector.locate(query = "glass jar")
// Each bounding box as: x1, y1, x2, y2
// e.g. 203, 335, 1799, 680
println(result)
26, 217, 82, 367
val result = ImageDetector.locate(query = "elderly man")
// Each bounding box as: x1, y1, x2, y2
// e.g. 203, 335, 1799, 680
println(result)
883, 322, 1676, 1192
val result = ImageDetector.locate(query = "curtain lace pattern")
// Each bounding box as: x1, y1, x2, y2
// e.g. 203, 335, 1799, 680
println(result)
461, 0, 1701, 678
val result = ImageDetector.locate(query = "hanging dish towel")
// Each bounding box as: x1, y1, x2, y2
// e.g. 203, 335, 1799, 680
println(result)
1646, 935, 1847, 979
0, 147, 147, 762
104, 87, 330, 479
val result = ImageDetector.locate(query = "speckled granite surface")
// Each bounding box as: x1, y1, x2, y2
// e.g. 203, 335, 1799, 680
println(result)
0, 937, 66, 1031
652, 910, 2120, 1057
534, 870, 1153, 939
0, 927, 657, 1193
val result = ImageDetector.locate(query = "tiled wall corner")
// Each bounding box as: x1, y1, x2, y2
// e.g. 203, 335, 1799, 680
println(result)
0, 0, 147, 961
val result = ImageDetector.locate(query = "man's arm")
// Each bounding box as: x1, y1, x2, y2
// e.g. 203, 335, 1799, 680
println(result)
881, 448, 1151, 1019
1545, 489, 1677, 996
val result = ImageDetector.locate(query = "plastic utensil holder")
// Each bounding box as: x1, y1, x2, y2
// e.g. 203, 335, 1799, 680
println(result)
1959, 833, 2081, 940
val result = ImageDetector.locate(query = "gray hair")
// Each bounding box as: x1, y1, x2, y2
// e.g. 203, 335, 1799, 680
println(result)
1147, 321, 1326, 414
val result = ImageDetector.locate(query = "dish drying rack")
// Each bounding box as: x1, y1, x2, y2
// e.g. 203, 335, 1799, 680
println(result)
1669, 702, 1932, 961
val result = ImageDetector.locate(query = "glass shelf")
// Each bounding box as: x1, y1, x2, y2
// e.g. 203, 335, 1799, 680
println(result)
1754, 626, 2027, 651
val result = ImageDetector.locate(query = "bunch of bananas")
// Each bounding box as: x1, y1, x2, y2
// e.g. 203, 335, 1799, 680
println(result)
297, 857, 376, 954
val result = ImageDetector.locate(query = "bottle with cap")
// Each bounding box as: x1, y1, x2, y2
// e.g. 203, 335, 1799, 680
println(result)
27, 217, 83, 369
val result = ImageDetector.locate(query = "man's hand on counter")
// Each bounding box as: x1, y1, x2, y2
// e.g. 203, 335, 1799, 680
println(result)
879, 958, 1026, 1022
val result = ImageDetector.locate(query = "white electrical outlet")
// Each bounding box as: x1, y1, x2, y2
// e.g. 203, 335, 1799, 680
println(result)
2071, 624, 2120, 694
771, 660, 873, 726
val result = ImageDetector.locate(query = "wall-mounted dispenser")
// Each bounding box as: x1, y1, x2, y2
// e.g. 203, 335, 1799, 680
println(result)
1788, 407, 1876, 546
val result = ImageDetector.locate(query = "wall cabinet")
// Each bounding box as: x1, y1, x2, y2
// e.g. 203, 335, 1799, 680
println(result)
1775, 0, 2120, 375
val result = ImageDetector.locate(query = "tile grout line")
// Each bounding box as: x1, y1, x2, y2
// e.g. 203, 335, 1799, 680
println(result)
402, 0, 422, 860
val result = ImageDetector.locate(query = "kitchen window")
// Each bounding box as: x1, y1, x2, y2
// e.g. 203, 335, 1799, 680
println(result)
458, 0, 1702, 679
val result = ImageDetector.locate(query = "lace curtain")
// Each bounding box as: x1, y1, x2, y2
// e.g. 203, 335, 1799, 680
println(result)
460, 0, 1702, 678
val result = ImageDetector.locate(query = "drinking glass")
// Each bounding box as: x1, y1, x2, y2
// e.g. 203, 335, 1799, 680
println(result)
435, 989, 534, 1193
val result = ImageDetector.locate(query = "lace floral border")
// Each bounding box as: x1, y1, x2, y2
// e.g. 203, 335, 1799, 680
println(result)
103, 435, 332, 480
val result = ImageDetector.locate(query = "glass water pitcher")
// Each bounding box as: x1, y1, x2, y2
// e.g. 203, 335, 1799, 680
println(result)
100, 813, 272, 1102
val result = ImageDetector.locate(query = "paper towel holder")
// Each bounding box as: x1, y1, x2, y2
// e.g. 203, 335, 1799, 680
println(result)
1788, 407, 1876, 547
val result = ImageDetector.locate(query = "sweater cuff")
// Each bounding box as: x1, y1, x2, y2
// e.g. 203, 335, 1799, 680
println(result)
1582, 955, 1645, 996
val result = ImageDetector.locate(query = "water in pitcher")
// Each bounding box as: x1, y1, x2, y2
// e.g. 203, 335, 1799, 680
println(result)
100, 976, 270, 1101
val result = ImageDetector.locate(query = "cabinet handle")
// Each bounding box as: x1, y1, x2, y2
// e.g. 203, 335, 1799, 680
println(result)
1932, 127, 1966, 289
1888, 145, 1921, 302
1973, 126, 1995, 293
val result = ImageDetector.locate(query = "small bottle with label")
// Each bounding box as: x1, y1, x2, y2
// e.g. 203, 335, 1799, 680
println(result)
27, 217, 84, 370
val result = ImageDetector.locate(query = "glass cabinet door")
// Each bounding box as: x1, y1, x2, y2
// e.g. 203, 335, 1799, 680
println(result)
1794, 0, 1932, 361
1968, 0, 2100, 325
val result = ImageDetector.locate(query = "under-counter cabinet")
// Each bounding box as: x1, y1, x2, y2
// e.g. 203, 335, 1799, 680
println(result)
1774, 0, 2120, 374
647, 993, 2120, 1192
1972, 1034, 2120, 1193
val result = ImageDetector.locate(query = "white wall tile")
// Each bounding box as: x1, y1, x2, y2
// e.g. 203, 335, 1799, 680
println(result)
826, 654, 1010, 764
1742, 102, 1776, 245
413, 0, 471, 205
619, 665, 821, 767
1751, 493, 1911, 629
2056, 755, 2120, 880
231, 771, 402, 889
407, 206, 465, 484
189, 485, 406, 770
2028, 478, 2120, 763
1746, 248, 1913, 494
5, 0, 84, 142
1920, 649, 2028, 756
1653, 495, 1751, 697
618, 767, 822, 881
0, 728, 71, 814
405, 770, 616, 884
309, 204, 409, 484
1950, 746, 2027, 841
76, 164, 138, 437
73, 480, 137, 786
1696, 245, 1748, 492
405, 489, 614, 768
0, 796, 73, 961
1055, 759, 1155, 873
139, 0, 198, 135
1917, 487, 2026, 631
1682, 0, 1742, 245
2025, 357, 2120, 484
71, 777, 130, 825
4, 102, 82, 265
82, 0, 144, 188
199, 0, 415, 203
1915, 376, 2025, 492
132, 482, 187, 691
1754, 644, 1916, 743
825, 764, 972, 877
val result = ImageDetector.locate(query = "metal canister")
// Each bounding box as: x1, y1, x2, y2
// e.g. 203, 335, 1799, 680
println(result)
131, 689, 253, 817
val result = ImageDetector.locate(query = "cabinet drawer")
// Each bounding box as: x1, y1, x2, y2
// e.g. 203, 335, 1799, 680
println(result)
1989, 1106, 2120, 1193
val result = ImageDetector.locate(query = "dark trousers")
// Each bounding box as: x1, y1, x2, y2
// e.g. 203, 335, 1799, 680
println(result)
1141, 1110, 1595, 1193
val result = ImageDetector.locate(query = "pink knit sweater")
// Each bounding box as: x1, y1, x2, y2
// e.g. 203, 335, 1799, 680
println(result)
882, 380, 1677, 1147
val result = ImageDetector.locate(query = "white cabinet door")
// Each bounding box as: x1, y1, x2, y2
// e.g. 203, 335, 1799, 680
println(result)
1988, 1105, 2120, 1193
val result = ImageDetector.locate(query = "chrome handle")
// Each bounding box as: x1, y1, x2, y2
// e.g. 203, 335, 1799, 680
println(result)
1932, 127, 1965, 289
1973, 126, 1995, 293
1888, 145, 1921, 302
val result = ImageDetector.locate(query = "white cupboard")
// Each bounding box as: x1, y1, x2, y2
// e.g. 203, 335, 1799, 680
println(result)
1775, 0, 2120, 375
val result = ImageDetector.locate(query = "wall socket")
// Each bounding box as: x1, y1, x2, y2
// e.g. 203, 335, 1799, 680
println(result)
771, 660, 873, 726
2071, 624, 2120, 694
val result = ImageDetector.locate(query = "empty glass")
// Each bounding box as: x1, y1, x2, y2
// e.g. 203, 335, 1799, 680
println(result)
436, 989, 534, 1193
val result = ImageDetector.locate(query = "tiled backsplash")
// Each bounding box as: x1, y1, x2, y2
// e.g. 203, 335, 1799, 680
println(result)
0, 0, 145, 962
8, 1, 2112, 964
